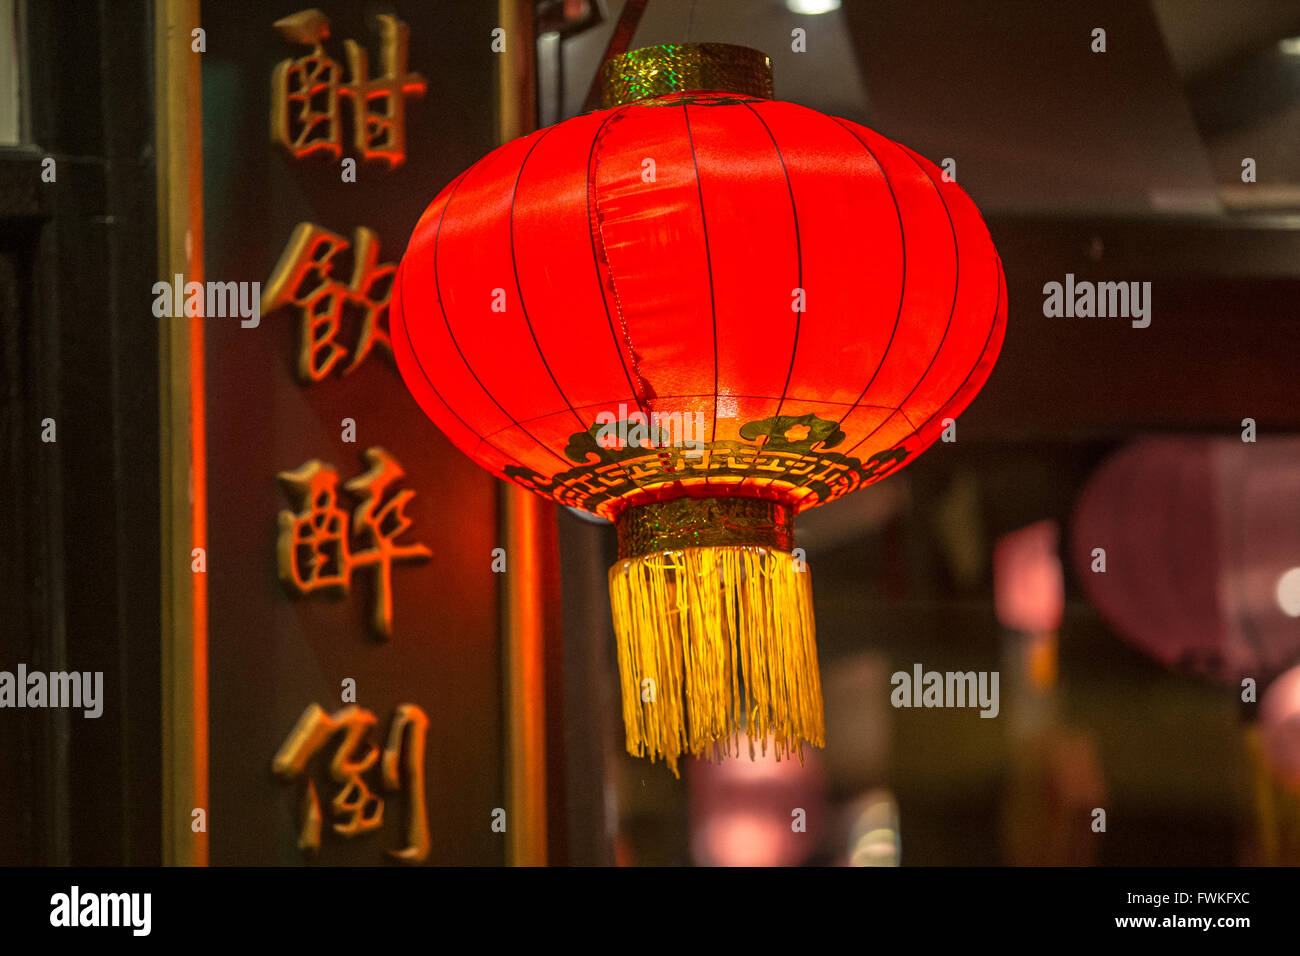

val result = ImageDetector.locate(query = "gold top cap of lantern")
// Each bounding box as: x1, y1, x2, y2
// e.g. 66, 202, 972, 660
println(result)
599, 43, 774, 107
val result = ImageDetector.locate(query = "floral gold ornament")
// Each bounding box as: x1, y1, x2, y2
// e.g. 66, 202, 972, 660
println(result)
391, 43, 1007, 775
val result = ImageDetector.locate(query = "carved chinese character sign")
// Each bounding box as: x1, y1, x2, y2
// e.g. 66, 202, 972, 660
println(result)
273, 702, 430, 862
262, 222, 398, 383
271, 9, 427, 167
276, 447, 431, 638
200, 1, 503, 866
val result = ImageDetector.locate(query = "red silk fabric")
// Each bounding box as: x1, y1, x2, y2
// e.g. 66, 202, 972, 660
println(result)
393, 92, 1006, 521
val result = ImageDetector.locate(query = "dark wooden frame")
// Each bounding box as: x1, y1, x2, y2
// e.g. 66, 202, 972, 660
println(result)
0, 0, 162, 865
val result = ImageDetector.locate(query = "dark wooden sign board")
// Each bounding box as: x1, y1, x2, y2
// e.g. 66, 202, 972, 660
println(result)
200, 1, 505, 866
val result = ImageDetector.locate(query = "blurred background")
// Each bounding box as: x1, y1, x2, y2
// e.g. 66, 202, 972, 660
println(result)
545, 0, 1300, 866
1, 0, 1298, 867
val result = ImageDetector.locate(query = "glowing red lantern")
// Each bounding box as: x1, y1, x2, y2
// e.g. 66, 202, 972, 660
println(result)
393, 44, 1006, 774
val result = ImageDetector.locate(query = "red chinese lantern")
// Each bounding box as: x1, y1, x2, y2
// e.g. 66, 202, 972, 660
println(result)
392, 44, 1006, 774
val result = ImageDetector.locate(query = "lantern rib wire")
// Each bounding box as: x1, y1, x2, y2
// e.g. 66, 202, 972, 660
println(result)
586, 104, 664, 495
729, 100, 803, 497
506, 121, 649, 498
899, 261, 1004, 450
396, 261, 522, 474
680, 104, 721, 484
826, 117, 908, 434
432, 141, 575, 469
394, 174, 543, 478
840, 141, 962, 461
508, 123, 589, 435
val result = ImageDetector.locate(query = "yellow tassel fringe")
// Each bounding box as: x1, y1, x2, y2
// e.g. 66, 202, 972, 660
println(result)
608, 545, 825, 777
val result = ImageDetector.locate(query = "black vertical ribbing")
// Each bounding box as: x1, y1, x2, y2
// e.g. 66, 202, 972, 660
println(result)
828, 118, 907, 432
508, 124, 588, 434
586, 104, 666, 494
682, 105, 719, 449
432, 142, 572, 468
509, 112, 643, 495
395, 219, 530, 473
585, 104, 645, 415
843, 143, 962, 459
900, 255, 1003, 446
735, 100, 802, 494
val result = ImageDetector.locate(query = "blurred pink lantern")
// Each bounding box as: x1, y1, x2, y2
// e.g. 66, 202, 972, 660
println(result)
1071, 437, 1300, 683
994, 520, 1065, 634
1260, 665, 1300, 791
687, 742, 827, 867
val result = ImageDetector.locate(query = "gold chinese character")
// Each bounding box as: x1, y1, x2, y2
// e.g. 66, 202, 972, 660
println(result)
273, 703, 431, 863
383, 704, 431, 863
262, 222, 396, 383
277, 447, 432, 638
271, 9, 426, 167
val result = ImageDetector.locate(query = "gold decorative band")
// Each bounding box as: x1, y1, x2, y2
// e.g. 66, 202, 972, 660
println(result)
600, 43, 774, 108
615, 497, 794, 559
